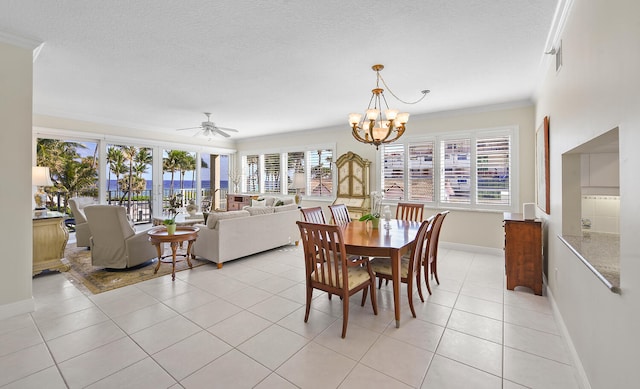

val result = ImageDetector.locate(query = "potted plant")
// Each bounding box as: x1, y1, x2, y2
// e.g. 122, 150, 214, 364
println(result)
359, 191, 383, 229
163, 214, 177, 235
359, 212, 380, 229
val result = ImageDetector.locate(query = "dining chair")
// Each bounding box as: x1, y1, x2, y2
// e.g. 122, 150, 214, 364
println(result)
424, 210, 450, 294
297, 221, 378, 338
396, 202, 424, 222
300, 206, 326, 224
328, 203, 351, 225
370, 218, 432, 318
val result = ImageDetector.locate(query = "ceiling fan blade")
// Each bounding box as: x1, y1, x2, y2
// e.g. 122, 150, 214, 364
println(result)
214, 129, 231, 138
176, 126, 201, 131
216, 127, 238, 132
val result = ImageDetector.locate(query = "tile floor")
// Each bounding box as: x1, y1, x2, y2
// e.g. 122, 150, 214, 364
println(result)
0, 245, 582, 388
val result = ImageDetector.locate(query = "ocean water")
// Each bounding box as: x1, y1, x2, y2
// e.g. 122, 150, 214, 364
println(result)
105, 180, 228, 191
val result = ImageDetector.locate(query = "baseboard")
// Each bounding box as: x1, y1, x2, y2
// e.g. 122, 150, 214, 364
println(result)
0, 297, 35, 321
439, 241, 503, 256
546, 286, 591, 389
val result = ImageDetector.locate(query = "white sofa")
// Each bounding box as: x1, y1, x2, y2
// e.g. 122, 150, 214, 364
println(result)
192, 201, 300, 268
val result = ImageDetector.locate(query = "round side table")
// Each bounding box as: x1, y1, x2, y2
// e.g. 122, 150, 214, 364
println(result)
147, 226, 199, 281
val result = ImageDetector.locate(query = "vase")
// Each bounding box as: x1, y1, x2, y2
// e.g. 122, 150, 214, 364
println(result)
166, 224, 177, 235
369, 217, 380, 229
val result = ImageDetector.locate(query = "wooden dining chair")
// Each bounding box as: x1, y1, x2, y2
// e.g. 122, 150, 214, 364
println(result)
370, 218, 432, 318
423, 210, 450, 294
396, 202, 425, 222
296, 221, 378, 338
300, 206, 326, 224
328, 203, 351, 225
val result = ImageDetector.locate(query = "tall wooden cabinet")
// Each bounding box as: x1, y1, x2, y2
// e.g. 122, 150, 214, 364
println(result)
503, 212, 543, 295
333, 152, 371, 219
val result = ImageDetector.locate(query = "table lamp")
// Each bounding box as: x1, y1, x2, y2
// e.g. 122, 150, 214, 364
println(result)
33, 166, 53, 215
292, 173, 306, 205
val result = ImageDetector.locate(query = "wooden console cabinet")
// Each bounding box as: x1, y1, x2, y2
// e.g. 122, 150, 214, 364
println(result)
503, 212, 542, 295
226, 194, 256, 211
33, 211, 70, 276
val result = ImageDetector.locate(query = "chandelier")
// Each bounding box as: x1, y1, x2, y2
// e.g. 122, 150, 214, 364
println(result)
349, 64, 429, 149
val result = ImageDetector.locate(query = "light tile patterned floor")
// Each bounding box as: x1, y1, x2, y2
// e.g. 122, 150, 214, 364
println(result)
0, 245, 582, 388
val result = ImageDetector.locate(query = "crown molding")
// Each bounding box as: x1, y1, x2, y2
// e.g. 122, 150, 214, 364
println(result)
0, 29, 45, 62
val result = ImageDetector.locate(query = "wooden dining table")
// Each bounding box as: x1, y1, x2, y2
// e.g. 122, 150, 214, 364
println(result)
339, 219, 422, 328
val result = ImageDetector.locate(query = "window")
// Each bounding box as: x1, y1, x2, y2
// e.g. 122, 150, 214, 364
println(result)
263, 153, 281, 194
243, 155, 259, 193
441, 138, 471, 204
380, 127, 515, 210
308, 149, 333, 197
240, 147, 334, 197
287, 151, 305, 195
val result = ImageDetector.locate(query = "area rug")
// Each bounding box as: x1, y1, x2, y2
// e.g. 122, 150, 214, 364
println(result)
62, 243, 210, 295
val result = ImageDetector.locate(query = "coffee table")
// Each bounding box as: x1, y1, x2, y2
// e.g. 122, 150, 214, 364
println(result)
147, 226, 199, 281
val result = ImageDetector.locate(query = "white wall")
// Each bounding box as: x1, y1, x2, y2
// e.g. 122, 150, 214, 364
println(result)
235, 104, 536, 250
0, 41, 35, 318
535, 0, 640, 387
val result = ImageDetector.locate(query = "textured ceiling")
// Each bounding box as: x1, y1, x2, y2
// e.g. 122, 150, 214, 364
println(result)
0, 0, 558, 140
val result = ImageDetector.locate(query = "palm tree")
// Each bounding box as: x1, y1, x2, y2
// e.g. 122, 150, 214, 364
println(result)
120, 146, 138, 214
107, 147, 126, 197
179, 153, 196, 191
163, 150, 184, 195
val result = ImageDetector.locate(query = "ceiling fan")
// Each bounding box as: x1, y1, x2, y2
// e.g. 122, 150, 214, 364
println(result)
176, 112, 238, 138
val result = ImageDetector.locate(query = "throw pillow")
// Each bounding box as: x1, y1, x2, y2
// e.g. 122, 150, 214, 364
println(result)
251, 198, 266, 207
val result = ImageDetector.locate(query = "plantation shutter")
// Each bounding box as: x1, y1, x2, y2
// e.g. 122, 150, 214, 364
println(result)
408, 141, 434, 201
263, 153, 281, 193
382, 143, 405, 200
476, 135, 511, 205
441, 138, 471, 204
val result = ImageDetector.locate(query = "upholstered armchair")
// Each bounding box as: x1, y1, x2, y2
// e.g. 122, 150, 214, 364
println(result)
84, 205, 157, 269
68, 197, 97, 247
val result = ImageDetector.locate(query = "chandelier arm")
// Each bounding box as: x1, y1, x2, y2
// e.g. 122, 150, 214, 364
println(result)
378, 73, 430, 105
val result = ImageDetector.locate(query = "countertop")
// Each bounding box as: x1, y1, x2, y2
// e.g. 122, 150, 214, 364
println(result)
559, 232, 620, 292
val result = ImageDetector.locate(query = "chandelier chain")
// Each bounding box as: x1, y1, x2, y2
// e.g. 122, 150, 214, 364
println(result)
377, 73, 430, 105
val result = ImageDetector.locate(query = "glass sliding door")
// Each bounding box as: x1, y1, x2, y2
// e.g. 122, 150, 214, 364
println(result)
106, 143, 153, 223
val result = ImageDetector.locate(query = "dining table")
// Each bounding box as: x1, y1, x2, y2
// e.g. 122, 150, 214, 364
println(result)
339, 218, 422, 328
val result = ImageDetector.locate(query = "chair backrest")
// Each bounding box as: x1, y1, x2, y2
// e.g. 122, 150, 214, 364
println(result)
297, 221, 352, 290
69, 196, 96, 223
406, 219, 433, 276
427, 210, 450, 265
396, 202, 424, 222
300, 206, 326, 224
328, 203, 351, 225
85, 205, 136, 244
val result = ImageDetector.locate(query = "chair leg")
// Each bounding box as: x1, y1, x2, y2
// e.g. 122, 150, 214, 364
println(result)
370, 279, 378, 315
407, 276, 416, 318
341, 294, 350, 338
361, 286, 368, 306
416, 271, 425, 302
424, 263, 432, 295
378, 277, 383, 289
304, 284, 313, 322
433, 260, 440, 284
